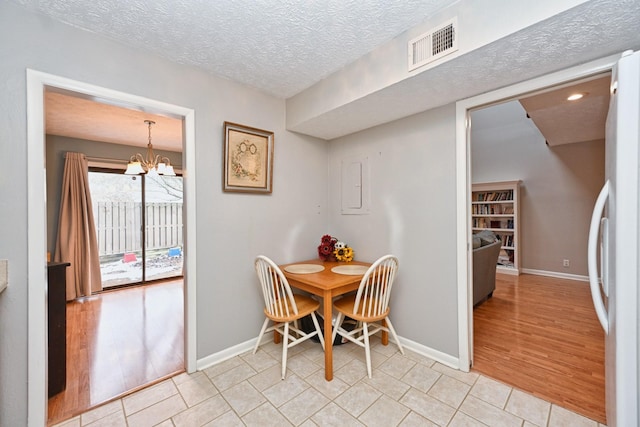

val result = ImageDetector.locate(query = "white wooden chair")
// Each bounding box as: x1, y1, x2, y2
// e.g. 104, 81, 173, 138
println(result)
253, 255, 325, 379
332, 254, 404, 378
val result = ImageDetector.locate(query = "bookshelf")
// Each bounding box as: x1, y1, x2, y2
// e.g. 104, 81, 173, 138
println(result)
472, 180, 521, 274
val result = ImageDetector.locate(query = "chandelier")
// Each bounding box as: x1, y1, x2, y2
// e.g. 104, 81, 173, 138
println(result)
124, 120, 176, 176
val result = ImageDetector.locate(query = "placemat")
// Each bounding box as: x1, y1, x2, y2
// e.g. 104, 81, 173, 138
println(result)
331, 265, 369, 275
284, 264, 325, 274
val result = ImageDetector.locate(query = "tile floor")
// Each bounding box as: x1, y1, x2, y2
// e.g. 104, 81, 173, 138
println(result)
53, 337, 606, 427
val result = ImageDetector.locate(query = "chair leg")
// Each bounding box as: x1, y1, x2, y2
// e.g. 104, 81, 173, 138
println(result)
310, 312, 325, 350
385, 317, 404, 355
331, 312, 344, 345
363, 322, 372, 379
253, 318, 270, 354
281, 322, 289, 379
293, 319, 300, 339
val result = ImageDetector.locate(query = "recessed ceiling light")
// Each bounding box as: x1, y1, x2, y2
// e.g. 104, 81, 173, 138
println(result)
567, 93, 586, 101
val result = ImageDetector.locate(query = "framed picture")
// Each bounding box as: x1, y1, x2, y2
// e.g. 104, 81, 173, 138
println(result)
223, 121, 274, 194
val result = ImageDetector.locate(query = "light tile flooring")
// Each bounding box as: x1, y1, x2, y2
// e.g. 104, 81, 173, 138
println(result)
53, 337, 606, 427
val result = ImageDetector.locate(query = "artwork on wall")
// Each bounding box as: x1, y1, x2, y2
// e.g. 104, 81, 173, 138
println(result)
223, 121, 274, 194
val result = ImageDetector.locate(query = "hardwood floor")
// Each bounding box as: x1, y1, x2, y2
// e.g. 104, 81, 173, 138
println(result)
473, 273, 606, 424
47, 279, 184, 426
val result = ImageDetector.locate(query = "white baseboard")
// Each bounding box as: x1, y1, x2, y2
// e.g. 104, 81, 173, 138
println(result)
196, 338, 259, 371
197, 334, 461, 374
399, 336, 460, 370
520, 268, 589, 282
497, 266, 519, 275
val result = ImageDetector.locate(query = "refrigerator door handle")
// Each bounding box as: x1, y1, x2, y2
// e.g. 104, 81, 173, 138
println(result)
600, 217, 609, 297
588, 180, 609, 334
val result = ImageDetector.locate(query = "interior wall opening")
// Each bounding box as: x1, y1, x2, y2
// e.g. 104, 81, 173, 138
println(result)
26, 69, 197, 426
458, 65, 615, 424
44, 97, 187, 424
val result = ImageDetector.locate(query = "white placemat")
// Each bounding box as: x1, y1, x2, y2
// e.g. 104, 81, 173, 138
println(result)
284, 264, 325, 274
331, 265, 369, 275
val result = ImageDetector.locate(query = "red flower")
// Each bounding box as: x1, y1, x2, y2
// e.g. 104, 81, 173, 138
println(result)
318, 235, 338, 261
319, 245, 332, 256
321, 234, 334, 244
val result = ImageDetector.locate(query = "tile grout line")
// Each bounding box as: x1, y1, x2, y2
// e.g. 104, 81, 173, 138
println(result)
60, 340, 603, 427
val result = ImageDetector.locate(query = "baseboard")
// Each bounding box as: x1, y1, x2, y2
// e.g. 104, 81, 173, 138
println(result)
399, 336, 460, 370
497, 266, 519, 275
197, 334, 461, 373
196, 338, 259, 371
520, 268, 589, 282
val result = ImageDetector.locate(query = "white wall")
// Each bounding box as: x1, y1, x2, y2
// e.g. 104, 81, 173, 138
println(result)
471, 101, 605, 276
328, 104, 460, 356
0, 2, 327, 425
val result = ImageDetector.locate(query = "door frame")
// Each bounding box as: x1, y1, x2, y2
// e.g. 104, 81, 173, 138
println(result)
26, 70, 197, 426
454, 54, 620, 371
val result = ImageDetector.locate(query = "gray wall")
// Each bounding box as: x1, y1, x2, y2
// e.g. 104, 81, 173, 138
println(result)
471, 101, 605, 276
46, 135, 182, 255
0, 1, 618, 425
328, 105, 460, 356
0, 2, 327, 425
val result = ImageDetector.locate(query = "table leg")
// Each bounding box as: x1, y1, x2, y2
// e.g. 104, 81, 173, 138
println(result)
323, 291, 333, 381
273, 330, 281, 344
381, 319, 389, 345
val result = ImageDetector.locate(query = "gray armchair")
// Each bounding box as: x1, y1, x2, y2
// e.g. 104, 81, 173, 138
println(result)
472, 235, 502, 307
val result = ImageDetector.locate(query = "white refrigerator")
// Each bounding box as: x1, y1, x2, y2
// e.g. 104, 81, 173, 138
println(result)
588, 50, 640, 427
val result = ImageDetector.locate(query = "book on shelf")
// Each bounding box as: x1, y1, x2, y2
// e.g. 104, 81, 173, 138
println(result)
474, 190, 514, 202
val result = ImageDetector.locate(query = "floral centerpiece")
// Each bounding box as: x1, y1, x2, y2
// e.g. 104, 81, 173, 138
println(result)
317, 234, 354, 262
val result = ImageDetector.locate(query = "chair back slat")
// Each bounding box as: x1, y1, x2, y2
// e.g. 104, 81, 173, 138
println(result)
255, 255, 298, 317
353, 255, 398, 318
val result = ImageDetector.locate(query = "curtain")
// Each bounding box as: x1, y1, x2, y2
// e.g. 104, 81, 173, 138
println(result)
54, 152, 102, 300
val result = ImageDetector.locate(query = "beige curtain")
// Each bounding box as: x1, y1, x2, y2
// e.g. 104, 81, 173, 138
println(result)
54, 152, 102, 300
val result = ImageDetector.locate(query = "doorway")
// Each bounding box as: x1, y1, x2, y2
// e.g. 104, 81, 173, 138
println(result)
26, 70, 197, 426
454, 55, 618, 423
465, 77, 609, 423
454, 54, 618, 371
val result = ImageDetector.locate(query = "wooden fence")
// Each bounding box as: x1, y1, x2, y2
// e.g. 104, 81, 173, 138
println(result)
93, 201, 183, 255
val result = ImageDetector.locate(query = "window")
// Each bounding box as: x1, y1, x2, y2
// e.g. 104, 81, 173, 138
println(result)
89, 171, 183, 288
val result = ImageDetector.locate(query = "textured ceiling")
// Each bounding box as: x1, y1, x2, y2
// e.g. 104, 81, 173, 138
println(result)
17, 0, 640, 149
13, 0, 458, 98
288, 0, 640, 139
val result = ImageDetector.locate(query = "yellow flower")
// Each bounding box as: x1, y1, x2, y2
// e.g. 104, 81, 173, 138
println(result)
335, 246, 354, 262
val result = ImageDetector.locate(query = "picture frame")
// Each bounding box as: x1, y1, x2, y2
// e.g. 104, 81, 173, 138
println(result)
223, 121, 274, 194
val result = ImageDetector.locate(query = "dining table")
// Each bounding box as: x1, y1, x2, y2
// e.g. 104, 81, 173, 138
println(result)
280, 258, 389, 381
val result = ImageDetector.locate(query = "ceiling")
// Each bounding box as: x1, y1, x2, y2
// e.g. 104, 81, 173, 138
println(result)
17, 0, 639, 150
45, 90, 183, 151
518, 75, 611, 146
24, 0, 458, 151
16, 0, 458, 99
471, 74, 610, 147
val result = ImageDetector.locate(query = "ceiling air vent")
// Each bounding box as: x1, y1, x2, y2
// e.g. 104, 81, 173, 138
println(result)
408, 17, 458, 72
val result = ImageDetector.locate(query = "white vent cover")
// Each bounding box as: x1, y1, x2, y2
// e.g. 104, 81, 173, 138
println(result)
408, 17, 458, 72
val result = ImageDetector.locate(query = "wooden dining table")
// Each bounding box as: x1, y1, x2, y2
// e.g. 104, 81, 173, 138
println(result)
280, 258, 388, 381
